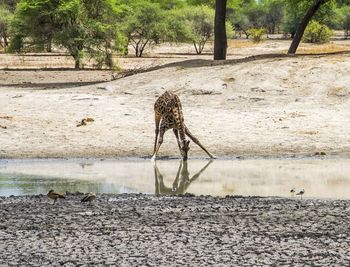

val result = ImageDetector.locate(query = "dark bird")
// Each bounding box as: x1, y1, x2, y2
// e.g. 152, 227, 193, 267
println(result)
47, 190, 65, 204
290, 188, 295, 193
296, 189, 305, 199
81, 192, 96, 204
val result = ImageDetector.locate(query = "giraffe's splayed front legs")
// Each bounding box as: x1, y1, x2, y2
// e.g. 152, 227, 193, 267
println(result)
151, 133, 163, 161
152, 127, 190, 161
152, 91, 215, 161
152, 122, 168, 161
185, 126, 216, 159
151, 112, 162, 161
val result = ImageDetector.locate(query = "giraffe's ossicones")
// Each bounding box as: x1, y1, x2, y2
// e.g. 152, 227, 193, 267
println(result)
151, 91, 215, 161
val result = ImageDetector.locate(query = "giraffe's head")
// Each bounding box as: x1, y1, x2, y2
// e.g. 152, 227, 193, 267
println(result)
180, 140, 190, 160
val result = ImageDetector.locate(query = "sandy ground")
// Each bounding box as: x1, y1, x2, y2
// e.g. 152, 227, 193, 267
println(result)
0, 40, 350, 159
0, 193, 349, 266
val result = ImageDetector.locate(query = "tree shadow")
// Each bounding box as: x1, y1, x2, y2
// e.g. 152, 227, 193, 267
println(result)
117, 50, 350, 79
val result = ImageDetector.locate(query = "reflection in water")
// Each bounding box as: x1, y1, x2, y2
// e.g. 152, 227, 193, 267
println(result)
154, 160, 213, 196
0, 174, 103, 196
1, 158, 350, 198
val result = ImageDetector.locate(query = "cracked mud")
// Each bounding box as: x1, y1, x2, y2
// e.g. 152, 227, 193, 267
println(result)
1, 193, 349, 266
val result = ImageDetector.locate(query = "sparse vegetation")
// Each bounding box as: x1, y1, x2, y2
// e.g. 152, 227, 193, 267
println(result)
247, 27, 266, 43
1, 0, 349, 66
303, 20, 332, 43
0, 5, 12, 49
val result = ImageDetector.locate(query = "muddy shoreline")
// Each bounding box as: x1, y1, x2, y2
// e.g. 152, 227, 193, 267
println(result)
1, 193, 349, 266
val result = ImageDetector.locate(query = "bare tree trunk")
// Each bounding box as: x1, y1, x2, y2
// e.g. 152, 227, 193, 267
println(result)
74, 57, 80, 69
193, 42, 200, 54
4, 36, 8, 47
214, 0, 227, 60
288, 0, 327, 54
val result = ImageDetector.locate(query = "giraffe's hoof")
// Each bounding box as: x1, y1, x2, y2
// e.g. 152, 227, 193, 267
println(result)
151, 156, 156, 162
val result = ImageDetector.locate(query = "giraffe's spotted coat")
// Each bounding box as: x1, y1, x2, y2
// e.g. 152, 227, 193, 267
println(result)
152, 91, 214, 160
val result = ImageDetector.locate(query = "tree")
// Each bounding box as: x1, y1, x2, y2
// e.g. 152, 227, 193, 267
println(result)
179, 5, 215, 54
166, 5, 233, 55
264, 0, 285, 34
214, 0, 227, 60
9, 0, 60, 52
283, 1, 306, 38
339, 6, 350, 38
9, 0, 122, 68
288, 0, 329, 54
228, 0, 265, 39
187, 0, 215, 6
122, 1, 166, 57
150, 0, 186, 9
0, 5, 12, 48
1, 0, 19, 12
302, 20, 332, 42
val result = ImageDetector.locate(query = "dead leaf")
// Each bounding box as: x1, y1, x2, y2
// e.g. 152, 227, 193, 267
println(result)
85, 117, 94, 122
76, 117, 94, 127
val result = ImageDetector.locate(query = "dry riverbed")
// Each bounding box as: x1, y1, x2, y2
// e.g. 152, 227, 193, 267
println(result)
0, 193, 349, 266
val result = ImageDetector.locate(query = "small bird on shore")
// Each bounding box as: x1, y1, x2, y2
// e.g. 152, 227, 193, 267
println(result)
290, 188, 295, 194
296, 189, 305, 199
47, 190, 65, 204
81, 192, 96, 204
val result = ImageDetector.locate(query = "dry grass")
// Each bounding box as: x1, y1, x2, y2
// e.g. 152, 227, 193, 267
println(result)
296, 43, 350, 54
228, 39, 255, 49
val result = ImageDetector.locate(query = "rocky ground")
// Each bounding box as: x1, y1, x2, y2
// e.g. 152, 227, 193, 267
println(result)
0, 193, 349, 266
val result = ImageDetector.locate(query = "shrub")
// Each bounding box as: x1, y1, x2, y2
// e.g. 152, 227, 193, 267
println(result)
247, 28, 266, 43
302, 20, 332, 44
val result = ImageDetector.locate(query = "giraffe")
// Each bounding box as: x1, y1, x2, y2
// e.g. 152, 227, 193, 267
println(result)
151, 91, 215, 161
154, 160, 213, 195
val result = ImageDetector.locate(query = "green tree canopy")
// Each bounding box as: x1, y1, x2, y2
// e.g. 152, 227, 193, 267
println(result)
9, 0, 123, 68
0, 4, 12, 48
120, 1, 166, 57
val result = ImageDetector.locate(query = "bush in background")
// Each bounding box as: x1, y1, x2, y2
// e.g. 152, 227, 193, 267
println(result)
302, 20, 332, 43
247, 28, 266, 43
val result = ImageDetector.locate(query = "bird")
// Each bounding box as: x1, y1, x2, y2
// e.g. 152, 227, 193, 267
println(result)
296, 189, 305, 199
81, 192, 96, 204
290, 188, 295, 193
47, 190, 65, 204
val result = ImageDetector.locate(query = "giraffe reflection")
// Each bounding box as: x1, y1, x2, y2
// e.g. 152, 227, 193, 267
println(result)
154, 160, 213, 196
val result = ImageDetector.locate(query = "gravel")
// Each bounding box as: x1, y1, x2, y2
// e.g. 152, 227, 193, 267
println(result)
1, 193, 349, 266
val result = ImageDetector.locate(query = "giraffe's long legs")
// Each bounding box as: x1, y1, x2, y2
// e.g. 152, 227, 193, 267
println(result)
152, 123, 168, 160
154, 162, 161, 195
173, 129, 182, 157
185, 126, 215, 159
172, 160, 182, 192
152, 112, 161, 160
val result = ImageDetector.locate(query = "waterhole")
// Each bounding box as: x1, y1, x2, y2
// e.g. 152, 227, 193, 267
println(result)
0, 158, 349, 199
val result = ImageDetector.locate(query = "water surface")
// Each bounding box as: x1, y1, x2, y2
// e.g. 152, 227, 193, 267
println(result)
0, 158, 349, 198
